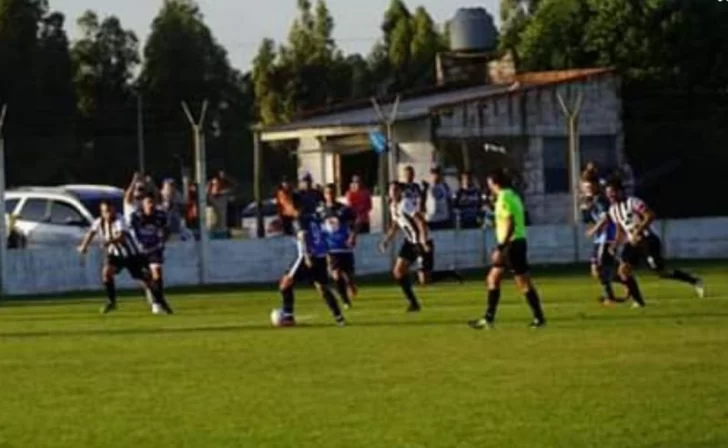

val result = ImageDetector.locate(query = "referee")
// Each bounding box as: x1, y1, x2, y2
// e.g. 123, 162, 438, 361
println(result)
469, 169, 546, 329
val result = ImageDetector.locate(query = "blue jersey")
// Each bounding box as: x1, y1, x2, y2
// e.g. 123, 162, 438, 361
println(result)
129, 208, 168, 251
320, 202, 356, 253
582, 195, 616, 244
454, 186, 482, 226
298, 216, 328, 258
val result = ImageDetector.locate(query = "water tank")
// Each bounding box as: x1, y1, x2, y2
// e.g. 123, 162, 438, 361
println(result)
449, 7, 497, 53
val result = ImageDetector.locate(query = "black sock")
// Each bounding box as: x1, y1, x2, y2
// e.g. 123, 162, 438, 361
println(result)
336, 278, 351, 306
321, 288, 343, 319
398, 276, 420, 307
281, 287, 295, 316
103, 279, 117, 304
525, 289, 545, 321
624, 276, 645, 306
599, 269, 616, 300
485, 289, 501, 322
429, 270, 462, 284
666, 269, 699, 286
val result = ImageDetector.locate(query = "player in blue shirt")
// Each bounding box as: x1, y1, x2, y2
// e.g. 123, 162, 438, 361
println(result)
581, 176, 627, 306
273, 204, 346, 327
321, 184, 358, 309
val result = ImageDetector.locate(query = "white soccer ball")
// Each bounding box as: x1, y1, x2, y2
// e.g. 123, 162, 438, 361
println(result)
270, 308, 283, 327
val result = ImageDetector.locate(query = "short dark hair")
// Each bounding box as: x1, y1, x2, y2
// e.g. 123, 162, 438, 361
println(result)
487, 168, 512, 188
99, 200, 114, 211
142, 192, 156, 201
324, 183, 336, 191
389, 181, 403, 189
404, 165, 414, 173
605, 176, 624, 191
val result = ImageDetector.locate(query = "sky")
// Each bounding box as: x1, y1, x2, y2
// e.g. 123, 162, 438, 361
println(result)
52, 0, 500, 71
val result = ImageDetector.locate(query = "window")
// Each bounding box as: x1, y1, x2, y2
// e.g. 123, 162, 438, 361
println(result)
49, 201, 86, 226
542, 135, 617, 194
5, 199, 19, 214
18, 198, 49, 222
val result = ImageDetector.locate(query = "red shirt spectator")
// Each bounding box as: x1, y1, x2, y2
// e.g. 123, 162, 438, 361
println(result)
345, 175, 372, 234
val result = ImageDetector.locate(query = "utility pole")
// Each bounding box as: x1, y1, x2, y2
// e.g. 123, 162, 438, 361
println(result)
0, 105, 8, 295
557, 90, 584, 262
137, 93, 146, 174
253, 132, 264, 238
182, 100, 210, 284
371, 95, 400, 232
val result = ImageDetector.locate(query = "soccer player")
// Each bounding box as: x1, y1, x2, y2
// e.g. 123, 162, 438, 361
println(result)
401, 165, 424, 211
273, 208, 346, 327
321, 184, 357, 309
77, 200, 169, 314
605, 178, 704, 307
581, 176, 626, 306
129, 193, 173, 314
469, 169, 546, 329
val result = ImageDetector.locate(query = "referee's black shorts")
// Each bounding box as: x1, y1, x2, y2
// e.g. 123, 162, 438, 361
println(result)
106, 255, 150, 280
493, 238, 529, 275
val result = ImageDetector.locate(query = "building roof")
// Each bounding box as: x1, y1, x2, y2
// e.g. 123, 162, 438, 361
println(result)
258, 67, 615, 142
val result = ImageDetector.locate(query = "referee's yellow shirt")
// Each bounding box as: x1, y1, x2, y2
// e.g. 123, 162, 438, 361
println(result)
495, 189, 527, 244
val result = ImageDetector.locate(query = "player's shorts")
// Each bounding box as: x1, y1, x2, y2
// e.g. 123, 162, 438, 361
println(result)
106, 255, 150, 280
288, 256, 329, 285
328, 252, 355, 275
493, 238, 529, 275
146, 249, 165, 267
620, 234, 665, 271
591, 242, 616, 267
398, 240, 435, 272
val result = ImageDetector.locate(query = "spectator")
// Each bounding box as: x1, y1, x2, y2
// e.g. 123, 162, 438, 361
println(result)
212, 169, 239, 229
160, 178, 186, 235
185, 183, 200, 232
401, 165, 424, 211
206, 176, 230, 237
453, 171, 483, 229
297, 173, 323, 218
423, 166, 453, 230
345, 175, 372, 234
6, 214, 26, 249
275, 178, 297, 236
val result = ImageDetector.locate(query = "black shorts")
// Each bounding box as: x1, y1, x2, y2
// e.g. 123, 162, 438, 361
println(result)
329, 252, 355, 275
620, 234, 665, 271
591, 242, 616, 267
494, 239, 529, 275
398, 240, 435, 273
289, 256, 329, 285
107, 255, 150, 281
147, 249, 165, 266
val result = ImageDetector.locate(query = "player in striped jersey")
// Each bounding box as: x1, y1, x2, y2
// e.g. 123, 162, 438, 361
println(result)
272, 207, 346, 327
77, 200, 169, 314
129, 193, 173, 314
378, 182, 462, 312
605, 178, 704, 308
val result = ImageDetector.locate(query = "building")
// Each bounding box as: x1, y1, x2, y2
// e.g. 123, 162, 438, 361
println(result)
256, 65, 622, 227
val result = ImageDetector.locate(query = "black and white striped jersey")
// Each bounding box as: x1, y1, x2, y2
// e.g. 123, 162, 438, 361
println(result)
608, 196, 656, 242
91, 213, 142, 258
391, 197, 424, 244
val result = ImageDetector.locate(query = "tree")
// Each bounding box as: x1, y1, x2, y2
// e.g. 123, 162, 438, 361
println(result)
140, 0, 252, 190
71, 10, 140, 184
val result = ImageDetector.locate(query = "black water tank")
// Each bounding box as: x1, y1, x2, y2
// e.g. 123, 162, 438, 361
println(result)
449, 7, 497, 52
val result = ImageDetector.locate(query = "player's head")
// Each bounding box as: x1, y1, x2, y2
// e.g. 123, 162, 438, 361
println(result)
605, 177, 624, 203
403, 165, 415, 183
142, 193, 156, 215
388, 181, 403, 201
486, 168, 511, 194
460, 171, 472, 187
323, 183, 336, 204
299, 173, 313, 190
430, 166, 442, 183
580, 171, 600, 200
99, 200, 115, 219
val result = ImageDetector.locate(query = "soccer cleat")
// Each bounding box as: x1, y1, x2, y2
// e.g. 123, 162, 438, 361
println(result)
335, 316, 347, 327
631, 302, 645, 309
601, 298, 619, 308
468, 318, 494, 330
694, 280, 705, 298
407, 303, 421, 313
151, 303, 164, 315
100, 302, 117, 314
529, 318, 546, 329
279, 316, 296, 327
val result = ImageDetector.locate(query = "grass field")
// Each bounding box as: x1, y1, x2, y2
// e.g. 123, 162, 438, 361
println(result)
1, 262, 727, 448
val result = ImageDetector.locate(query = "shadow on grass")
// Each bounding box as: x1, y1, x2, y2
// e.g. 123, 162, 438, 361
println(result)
3, 310, 727, 339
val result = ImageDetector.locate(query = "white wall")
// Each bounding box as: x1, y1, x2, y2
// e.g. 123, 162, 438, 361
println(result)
4, 217, 728, 297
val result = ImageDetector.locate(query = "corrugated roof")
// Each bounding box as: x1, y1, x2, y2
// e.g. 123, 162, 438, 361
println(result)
259, 67, 616, 135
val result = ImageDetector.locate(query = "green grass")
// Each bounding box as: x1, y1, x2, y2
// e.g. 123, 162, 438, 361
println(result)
1, 262, 728, 448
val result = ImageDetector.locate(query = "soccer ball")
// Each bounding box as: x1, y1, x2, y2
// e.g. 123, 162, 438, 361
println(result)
270, 308, 284, 327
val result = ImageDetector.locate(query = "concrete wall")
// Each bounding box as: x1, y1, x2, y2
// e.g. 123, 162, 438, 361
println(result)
4, 217, 728, 297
